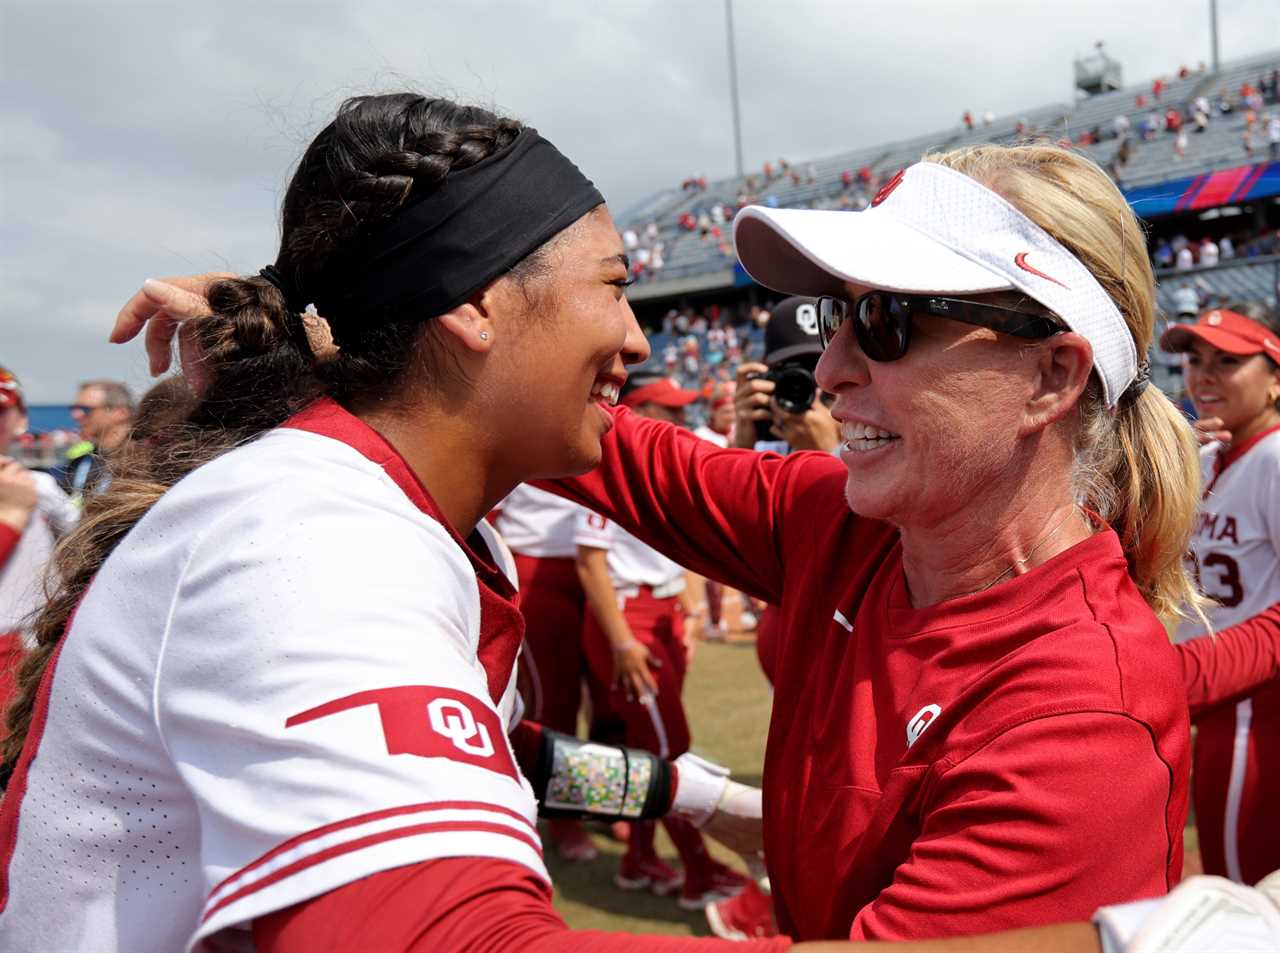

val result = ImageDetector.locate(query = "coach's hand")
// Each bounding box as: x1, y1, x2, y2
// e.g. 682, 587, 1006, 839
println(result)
732, 362, 773, 448
0, 458, 38, 533
613, 639, 660, 702
111, 274, 227, 376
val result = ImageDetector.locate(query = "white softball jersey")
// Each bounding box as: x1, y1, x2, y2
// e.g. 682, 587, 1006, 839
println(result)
573, 510, 685, 593
1174, 425, 1280, 883
1176, 427, 1280, 641
0, 405, 541, 953
0, 470, 79, 637
493, 483, 585, 559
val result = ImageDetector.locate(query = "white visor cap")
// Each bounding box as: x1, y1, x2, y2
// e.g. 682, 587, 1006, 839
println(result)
732, 162, 1139, 408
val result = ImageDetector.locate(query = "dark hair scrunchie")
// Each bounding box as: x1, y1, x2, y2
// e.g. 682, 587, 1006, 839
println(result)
258, 266, 314, 354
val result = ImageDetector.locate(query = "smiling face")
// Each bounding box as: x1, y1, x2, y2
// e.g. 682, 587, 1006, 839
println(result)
814, 282, 1080, 531
486, 206, 650, 478
1184, 340, 1280, 442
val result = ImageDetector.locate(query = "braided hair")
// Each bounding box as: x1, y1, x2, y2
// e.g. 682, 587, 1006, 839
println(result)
1, 94, 547, 774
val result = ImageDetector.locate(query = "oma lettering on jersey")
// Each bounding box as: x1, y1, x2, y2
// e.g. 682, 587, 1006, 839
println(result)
286, 686, 518, 778
1194, 511, 1239, 545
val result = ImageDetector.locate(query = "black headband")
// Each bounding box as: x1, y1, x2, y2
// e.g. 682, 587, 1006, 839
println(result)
308, 127, 603, 322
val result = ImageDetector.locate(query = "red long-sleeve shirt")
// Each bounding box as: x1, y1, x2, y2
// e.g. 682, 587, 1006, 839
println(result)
542, 407, 1190, 941
1177, 602, 1280, 720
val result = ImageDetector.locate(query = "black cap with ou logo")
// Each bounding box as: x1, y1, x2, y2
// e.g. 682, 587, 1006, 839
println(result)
764, 296, 823, 366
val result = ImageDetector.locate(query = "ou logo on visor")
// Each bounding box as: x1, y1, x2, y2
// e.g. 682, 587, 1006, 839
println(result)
795, 303, 819, 336
428, 697, 494, 757
906, 704, 942, 748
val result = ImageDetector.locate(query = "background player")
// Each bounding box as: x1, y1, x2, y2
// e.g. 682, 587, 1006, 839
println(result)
1161, 302, 1280, 885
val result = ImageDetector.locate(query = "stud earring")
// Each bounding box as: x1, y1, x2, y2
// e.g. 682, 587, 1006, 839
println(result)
479, 331, 489, 341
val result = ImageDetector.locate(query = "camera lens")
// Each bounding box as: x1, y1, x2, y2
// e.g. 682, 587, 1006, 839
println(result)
770, 366, 817, 414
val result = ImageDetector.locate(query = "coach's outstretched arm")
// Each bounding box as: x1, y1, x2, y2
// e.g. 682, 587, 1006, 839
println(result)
538, 405, 861, 605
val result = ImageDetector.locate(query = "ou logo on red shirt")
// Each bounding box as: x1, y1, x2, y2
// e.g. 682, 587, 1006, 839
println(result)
286, 685, 517, 778
906, 704, 942, 748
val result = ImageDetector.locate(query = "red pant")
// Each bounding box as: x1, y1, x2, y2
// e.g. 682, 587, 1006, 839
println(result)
1193, 682, 1280, 885
512, 554, 587, 736
582, 588, 691, 759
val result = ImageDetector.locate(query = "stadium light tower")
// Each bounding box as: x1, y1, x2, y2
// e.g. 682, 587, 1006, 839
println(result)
1210, 0, 1220, 73
725, 0, 745, 179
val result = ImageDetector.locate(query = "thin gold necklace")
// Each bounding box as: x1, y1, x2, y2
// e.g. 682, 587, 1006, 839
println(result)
967, 507, 1084, 597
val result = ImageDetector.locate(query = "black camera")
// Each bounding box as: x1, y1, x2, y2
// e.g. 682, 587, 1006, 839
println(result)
750, 365, 818, 415
748, 365, 818, 442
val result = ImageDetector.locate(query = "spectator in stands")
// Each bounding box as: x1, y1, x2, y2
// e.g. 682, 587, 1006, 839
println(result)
1165, 107, 1182, 133
1141, 111, 1160, 141
56, 379, 133, 505
1135, 93, 1148, 109
1243, 126, 1256, 157
1112, 113, 1130, 139
1176, 243, 1195, 271
1194, 95, 1211, 119
1217, 90, 1235, 114
1153, 77, 1166, 100
1174, 127, 1188, 158
1219, 234, 1235, 260
1153, 238, 1174, 270
1171, 281, 1202, 322
1199, 237, 1220, 269
962, 110, 973, 131
1267, 114, 1280, 160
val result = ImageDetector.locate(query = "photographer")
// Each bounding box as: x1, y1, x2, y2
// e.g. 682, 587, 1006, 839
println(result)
732, 297, 840, 453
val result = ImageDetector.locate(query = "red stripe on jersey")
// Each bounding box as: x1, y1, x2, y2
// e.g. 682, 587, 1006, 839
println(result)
0, 603, 81, 913
205, 799, 540, 908
203, 816, 543, 924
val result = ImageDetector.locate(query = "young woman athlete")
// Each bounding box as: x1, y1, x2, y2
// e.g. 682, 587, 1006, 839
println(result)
0, 94, 784, 953
1160, 303, 1280, 886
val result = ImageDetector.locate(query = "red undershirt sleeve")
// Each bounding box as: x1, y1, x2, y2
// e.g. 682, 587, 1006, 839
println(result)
848, 712, 1174, 941
252, 856, 792, 953
1177, 601, 1280, 720
536, 406, 845, 605
0, 524, 20, 571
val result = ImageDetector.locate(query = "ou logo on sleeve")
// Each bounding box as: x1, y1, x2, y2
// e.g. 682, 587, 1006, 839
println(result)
906, 704, 942, 748
286, 685, 517, 778
427, 697, 494, 757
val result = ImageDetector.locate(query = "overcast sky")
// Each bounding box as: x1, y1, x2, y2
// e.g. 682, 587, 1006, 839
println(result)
3, 0, 1277, 403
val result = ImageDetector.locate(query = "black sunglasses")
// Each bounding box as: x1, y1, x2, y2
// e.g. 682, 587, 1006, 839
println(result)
816, 292, 1062, 361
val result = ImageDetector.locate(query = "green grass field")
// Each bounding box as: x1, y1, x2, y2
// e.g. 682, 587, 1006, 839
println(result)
548, 636, 772, 936
545, 633, 1202, 936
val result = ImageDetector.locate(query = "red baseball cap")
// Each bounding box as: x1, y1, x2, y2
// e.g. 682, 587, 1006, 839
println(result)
1160, 309, 1280, 360
620, 373, 700, 408
0, 367, 23, 411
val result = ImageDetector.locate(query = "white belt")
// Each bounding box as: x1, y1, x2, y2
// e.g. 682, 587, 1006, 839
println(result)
615, 578, 686, 602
